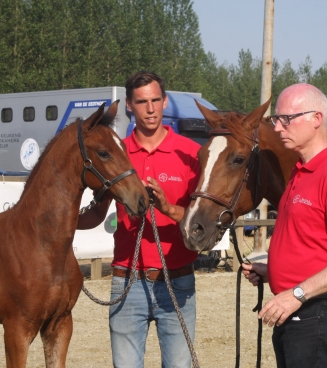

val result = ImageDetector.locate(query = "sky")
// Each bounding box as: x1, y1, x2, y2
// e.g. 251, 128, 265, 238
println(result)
192, 0, 327, 73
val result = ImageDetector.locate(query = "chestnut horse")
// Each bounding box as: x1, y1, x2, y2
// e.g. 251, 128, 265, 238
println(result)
180, 98, 299, 252
0, 101, 149, 367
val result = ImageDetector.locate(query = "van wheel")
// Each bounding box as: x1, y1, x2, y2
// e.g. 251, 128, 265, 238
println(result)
267, 210, 278, 238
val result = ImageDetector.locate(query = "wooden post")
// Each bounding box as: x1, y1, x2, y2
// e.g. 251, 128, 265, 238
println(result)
91, 258, 102, 280
233, 217, 244, 272
255, 0, 275, 253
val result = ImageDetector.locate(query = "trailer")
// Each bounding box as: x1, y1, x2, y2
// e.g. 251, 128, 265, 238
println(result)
0, 86, 129, 172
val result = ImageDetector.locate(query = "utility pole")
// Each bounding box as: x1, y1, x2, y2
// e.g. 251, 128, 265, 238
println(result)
252, 0, 274, 258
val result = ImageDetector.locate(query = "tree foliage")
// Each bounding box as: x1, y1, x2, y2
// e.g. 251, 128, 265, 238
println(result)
0, 0, 326, 113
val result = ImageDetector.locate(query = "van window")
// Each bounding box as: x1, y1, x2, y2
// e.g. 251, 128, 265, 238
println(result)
46, 105, 58, 121
24, 107, 35, 122
1, 108, 13, 123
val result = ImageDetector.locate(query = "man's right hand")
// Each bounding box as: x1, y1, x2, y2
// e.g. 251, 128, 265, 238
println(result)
242, 262, 268, 286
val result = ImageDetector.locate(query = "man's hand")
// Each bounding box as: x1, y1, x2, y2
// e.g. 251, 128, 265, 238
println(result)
242, 262, 268, 286
258, 289, 302, 327
145, 177, 170, 215
144, 177, 185, 222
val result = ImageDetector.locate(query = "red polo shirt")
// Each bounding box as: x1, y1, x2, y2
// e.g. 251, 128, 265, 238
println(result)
112, 127, 200, 270
268, 148, 327, 294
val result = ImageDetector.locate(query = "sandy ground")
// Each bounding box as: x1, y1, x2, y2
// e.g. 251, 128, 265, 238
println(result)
0, 256, 276, 368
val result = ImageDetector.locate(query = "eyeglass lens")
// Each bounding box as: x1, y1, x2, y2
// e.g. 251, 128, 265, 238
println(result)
271, 116, 289, 125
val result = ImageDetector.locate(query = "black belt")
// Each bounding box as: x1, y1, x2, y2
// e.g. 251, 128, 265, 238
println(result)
113, 265, 194, 282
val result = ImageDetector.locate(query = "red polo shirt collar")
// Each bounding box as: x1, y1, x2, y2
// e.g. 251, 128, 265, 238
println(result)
295, 147, 327, 172
128, 126, 174, 153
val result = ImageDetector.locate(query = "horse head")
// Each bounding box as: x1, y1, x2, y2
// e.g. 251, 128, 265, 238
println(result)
78, 101, 149, 217
180, 98, 298, 252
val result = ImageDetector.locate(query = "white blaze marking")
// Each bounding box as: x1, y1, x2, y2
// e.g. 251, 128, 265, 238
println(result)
113, 135, 124, 151
184, 136, 227, 237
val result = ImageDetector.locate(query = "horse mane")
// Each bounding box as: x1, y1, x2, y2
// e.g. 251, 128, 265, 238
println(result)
22, 108, 117, 193
217, 111, 253, 149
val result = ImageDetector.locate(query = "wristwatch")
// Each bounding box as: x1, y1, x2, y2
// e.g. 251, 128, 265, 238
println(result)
293, 285, 306, 303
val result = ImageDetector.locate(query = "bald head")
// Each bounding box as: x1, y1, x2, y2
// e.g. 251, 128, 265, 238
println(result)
277, 83, 327, 125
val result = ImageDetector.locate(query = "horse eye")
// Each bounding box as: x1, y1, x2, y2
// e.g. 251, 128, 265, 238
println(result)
233, 157, 245, 165
98, 150, 110, 159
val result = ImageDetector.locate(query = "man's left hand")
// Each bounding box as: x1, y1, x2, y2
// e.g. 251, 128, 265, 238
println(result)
258, 289, 303, 327
145, 177, 170, 215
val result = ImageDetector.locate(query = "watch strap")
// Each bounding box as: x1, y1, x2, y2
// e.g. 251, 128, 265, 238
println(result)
293, 285, 307, 303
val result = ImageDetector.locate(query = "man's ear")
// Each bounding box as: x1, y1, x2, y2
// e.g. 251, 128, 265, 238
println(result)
163, 94, 168, 109
314, 111, 324, 129
126, 98, 132, 112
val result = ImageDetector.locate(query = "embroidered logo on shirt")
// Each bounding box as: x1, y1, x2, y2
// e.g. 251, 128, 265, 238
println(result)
158, 173, 182, 182
293, 194, 312, 206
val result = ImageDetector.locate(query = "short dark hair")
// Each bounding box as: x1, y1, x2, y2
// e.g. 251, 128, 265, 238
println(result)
125, 71, 166, 101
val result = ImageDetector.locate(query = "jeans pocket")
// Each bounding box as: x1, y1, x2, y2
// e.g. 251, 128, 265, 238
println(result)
171, 273, 195, 291
111, 276, 129, 294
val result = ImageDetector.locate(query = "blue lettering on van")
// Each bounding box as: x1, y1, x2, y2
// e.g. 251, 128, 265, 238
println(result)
55, 99, 112, 135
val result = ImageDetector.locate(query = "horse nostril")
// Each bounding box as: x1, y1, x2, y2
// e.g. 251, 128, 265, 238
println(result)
190, 223, 204, 241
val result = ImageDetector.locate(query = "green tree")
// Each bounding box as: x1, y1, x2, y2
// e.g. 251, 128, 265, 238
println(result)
311, 63, 327, 95
199, 52, 231, 109
0, 0, 29, 92
271, 60, 299, 109
298, 56, 313, 84
228, 49, 261, 113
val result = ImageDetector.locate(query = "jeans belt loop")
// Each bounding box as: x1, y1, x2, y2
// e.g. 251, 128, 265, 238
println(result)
145, 268, 159, 282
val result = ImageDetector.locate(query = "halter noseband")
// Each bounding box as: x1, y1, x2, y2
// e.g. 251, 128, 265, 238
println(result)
77, 121, 136, 203
191, 127, 260, 227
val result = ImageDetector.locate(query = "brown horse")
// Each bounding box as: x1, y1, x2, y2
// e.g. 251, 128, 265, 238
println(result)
0, 101, 149, 367
180, 98, 299, 252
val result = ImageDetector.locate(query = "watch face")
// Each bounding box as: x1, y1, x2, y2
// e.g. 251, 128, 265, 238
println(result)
294, 287, 304, 297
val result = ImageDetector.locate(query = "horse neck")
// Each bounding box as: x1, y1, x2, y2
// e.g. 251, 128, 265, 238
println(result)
17, 124, 84, 228
258, 122, 298, 208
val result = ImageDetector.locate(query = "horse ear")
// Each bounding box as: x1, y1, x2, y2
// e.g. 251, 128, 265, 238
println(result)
106, 99, 119, 118
244, 97, 272, 128
195, 99, 223, 128
86, 102, 106, 130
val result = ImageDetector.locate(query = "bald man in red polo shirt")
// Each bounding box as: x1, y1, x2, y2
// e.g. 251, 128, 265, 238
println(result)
243, 83, 327, 368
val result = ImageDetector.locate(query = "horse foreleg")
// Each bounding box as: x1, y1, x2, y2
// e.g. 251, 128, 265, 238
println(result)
41, 313, 73, 368
3, 320, 38, 368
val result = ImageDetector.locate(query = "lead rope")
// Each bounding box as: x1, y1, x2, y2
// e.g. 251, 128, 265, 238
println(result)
147, 189, 200, 368
80, 194, 200, 367
81, 215, 144, 306
225, 224, 264, 368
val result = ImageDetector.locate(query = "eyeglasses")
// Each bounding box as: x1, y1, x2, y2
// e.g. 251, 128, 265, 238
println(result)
269, 111, 316, 126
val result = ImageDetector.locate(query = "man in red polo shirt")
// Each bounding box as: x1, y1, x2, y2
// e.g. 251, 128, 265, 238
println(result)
242, 83, 327, 368
78, 71, 200, 367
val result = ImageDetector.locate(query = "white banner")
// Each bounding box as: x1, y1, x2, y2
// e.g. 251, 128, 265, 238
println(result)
74, 189, 115, 259
0, 181, 115, 259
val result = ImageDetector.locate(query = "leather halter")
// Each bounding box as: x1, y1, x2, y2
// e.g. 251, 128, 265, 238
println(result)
77, 121, 136, 203
191, 127, 260, 226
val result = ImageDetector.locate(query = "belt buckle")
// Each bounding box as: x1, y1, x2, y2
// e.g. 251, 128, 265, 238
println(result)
145, 268, 159, 282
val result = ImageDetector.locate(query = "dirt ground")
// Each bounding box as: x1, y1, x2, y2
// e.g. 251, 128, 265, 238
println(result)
0, 253, 276, 368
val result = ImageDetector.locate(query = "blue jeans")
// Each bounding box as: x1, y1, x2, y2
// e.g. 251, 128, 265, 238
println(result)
109, 268, 196, 368
272, 298, 327, 368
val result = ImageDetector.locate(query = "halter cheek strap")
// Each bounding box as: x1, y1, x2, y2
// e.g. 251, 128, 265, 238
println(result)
190, 127, 260, 227
77, 121, 136, 203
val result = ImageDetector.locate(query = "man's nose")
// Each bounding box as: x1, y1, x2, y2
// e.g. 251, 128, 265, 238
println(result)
273, 119, 284, 132
146, 101, 154, 112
